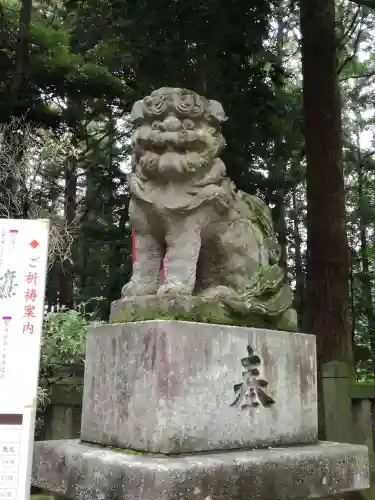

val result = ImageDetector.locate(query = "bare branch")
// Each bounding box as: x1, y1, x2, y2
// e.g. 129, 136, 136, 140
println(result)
340, 71, 375, 82
337, 20, 364, 75
338, 7, 361, 47
0, 118, 80, 269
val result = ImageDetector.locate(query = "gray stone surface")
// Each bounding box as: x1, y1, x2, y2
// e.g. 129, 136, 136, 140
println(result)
32, 439, 370, 500
80, 320, 317, 453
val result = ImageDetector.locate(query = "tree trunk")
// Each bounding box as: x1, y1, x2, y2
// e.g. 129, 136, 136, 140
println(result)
292, 184, 304, 329
349, 247, 356, 357
300, 0, 353, 438
272, 187, 288, 273
79, 166, 95, 295
10, 0, 32, 107
357, 161, 375, 369
351, 109, 375, 369
107, 210, 129, 305
58, 152, 77, 309
271, 0, 288, 273
58, 100, 82, 309
1, 125, 26, 218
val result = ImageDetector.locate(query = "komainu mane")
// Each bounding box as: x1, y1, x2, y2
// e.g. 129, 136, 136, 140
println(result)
122, 87, 297, 331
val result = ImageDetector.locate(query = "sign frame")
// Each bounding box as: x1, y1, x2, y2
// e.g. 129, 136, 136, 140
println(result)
0, 219, 49, 500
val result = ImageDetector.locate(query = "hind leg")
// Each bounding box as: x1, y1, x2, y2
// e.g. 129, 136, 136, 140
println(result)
194, 236, 222, 295
196, 219, 265, 298
194, 234, 235, 299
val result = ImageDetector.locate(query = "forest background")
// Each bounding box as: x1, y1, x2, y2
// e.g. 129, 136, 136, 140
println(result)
2, 0, 375, 433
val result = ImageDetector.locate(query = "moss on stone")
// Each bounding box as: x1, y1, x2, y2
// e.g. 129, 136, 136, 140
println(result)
111, 302, 277, 330
107, 446, 148, 455
112, 306, 228, 325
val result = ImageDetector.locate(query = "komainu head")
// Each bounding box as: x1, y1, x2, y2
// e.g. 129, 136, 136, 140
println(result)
130, 87, 227, 181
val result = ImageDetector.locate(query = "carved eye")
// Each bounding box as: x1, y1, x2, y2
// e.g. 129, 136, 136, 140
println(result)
183, 119, 195, 130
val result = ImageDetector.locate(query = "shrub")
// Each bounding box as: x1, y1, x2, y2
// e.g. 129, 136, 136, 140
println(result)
36, 310, 90, 437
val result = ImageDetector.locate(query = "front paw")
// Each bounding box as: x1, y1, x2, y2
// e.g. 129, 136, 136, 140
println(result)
157, 282, 193, 296
121, 281, 158, 297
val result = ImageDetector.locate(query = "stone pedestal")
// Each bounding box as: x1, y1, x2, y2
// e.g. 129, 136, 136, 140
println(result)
32, 440, 369, 500
80, 320, 317, 453
32, 320, 370, 500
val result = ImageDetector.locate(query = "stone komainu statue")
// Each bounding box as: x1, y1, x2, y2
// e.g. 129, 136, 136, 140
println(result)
122, 87, 297, 331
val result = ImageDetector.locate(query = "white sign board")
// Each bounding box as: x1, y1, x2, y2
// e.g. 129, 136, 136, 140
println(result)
0, 220, 49, 500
